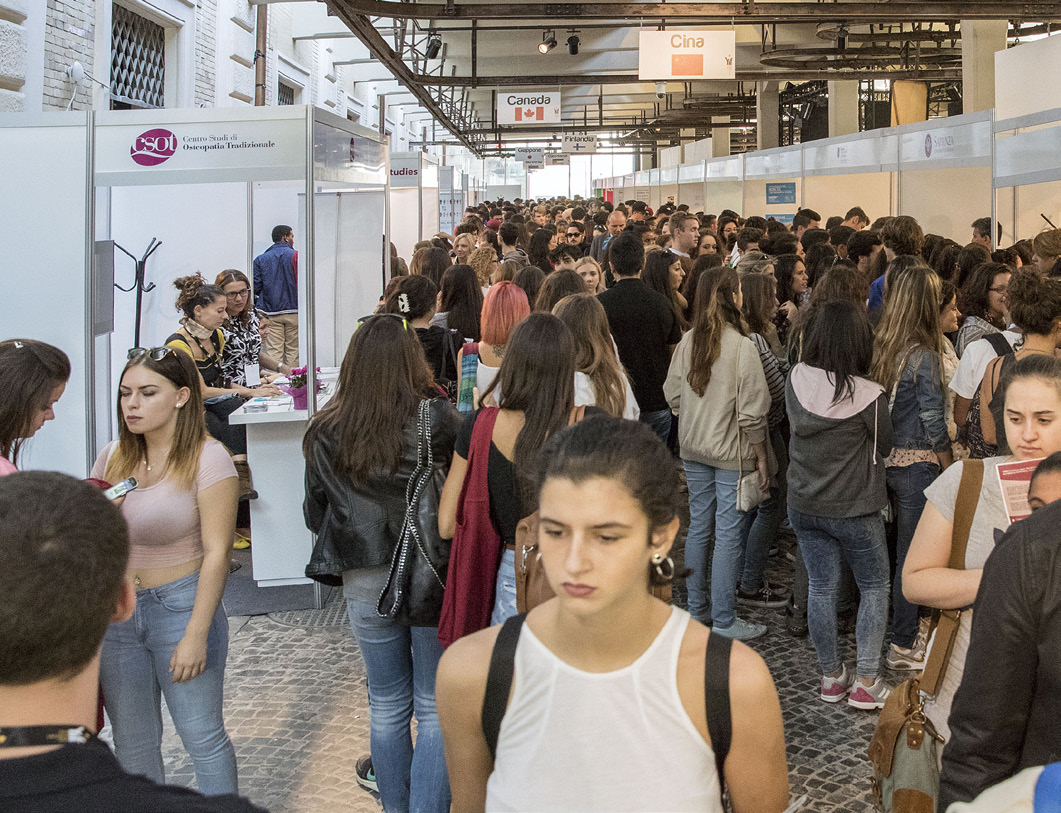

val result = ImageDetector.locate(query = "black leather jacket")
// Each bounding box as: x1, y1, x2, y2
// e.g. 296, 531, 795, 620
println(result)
939, 499, 1061, 809
303, 398, 460, 585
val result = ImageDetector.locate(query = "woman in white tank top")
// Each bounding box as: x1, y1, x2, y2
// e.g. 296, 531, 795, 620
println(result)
437, 416, 790, 812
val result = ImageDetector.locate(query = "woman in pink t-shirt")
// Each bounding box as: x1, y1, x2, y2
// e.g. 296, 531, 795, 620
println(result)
91, 346, 240, 796
0, 339, 71, 475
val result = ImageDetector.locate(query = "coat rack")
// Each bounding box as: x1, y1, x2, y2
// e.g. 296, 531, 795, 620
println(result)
113, 238, 161, 349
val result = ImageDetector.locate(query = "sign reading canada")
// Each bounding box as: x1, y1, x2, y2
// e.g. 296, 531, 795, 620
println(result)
497, 92, 561, 125
638, 31, 737, 80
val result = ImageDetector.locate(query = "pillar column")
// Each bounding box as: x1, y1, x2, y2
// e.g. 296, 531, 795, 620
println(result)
756, 81, 780, 150
711, 116, 731, 157
961, 20, 1007, 114
827, 81, 859, 137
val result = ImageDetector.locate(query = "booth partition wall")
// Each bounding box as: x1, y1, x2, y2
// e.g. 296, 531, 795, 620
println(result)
388, 151, 440, 267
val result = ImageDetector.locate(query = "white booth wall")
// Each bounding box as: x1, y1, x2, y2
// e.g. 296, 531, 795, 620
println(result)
678, 182, 705, 211
704, 181, 745, 216
899, 166, 991, 243
801, 173, 896, 222
0, 113, 92, 475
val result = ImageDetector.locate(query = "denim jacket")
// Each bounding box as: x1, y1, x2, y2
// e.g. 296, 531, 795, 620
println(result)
888, 348, 951, 454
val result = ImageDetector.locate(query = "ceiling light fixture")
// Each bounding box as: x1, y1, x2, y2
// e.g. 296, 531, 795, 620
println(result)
567, 32, 580, 55
425, 32, 442, 59
539, 30, 558, 54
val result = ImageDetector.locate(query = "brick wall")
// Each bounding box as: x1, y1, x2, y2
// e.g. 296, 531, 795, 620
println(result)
43, 0, 94, 111
0, 0, 29, 112
195, 0, 217, 106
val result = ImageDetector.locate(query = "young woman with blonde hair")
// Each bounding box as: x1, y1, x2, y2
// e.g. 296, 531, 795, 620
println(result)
552, 293, 639, 420
574, 256, 603, 294
871, 264, 953, 673
92, 348, 240, 794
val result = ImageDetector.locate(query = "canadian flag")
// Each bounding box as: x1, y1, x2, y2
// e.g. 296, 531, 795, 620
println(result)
516, 106, 544, 122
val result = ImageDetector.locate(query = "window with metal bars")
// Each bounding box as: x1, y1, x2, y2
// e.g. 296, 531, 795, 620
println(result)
110, 4, 165, 110
278, 82, 296, 106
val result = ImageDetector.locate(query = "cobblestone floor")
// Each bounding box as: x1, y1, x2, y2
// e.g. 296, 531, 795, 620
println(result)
161, 495, 899, 812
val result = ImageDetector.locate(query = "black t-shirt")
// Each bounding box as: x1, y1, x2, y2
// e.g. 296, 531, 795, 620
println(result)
416, 325, 460, 387
0, 739, 268, 813
454, 407, 604, 546
597, 278, 681, 412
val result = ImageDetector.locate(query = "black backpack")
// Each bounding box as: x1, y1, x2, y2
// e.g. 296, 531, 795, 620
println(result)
480, 614, 734, 804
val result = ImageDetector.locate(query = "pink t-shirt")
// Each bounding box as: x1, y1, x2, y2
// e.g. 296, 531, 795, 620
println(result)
91, 440, 236, 570
0, 456, 16, 477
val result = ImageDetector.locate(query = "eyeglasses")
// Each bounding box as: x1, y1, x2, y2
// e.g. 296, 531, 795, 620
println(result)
226, 288, 251, 299
127, 346, 176, 361
355, 313, 410, 332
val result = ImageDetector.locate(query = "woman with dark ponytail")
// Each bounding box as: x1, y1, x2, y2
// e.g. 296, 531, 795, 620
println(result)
381, 274, 462, 396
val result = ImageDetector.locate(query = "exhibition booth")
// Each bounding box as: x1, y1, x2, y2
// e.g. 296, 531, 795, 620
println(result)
703, 154, 746, 218
0, 105, 389, 595
439, 165, 465, 234
678, 161, 706, 212
801, 129, 897, 225
658, 167, 679, 210
389, 151, 440, 261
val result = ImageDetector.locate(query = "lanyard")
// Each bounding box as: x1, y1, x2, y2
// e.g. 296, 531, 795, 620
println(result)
0, 725, 94, 748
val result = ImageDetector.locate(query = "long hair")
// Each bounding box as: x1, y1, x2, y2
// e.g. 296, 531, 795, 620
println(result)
687, 267, 746, 397
774, 254, 805, 308
552, 294, 628, 418
740, 273, 778, 338
481, 314, 576, 484
382, 274, 438, 320
481, 280, 530, 347
0, 340, 71, 466
872, 266, 947, 392
803, 301, 874, 405
534, 269, 585, 313
303, 316, 435, 486
959, 261, 1011, 326
418, 248, 452, 288
105, 350, 207, 490
642, 250, 688, 329
440, 264, 484, 341
527, 230, 554, 270
215, 269, 253, 325
467, 246, 497, 289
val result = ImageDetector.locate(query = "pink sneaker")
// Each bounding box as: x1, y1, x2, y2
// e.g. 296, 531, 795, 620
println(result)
848, 677, 891, 710
820, 664, 854, 703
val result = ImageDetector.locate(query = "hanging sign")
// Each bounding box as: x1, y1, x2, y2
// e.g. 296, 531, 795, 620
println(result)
389, 155, 421, 188
638, 31, 737, 80
515, 147, 545, 164
546, 154, 570, 166
497, 91, 562, 125
562, 133, 597, 154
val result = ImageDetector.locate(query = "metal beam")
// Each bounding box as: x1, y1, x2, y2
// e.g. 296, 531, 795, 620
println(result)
410, 68, 963, 86
328, 0, 1060, 23
324, 8, 485, 154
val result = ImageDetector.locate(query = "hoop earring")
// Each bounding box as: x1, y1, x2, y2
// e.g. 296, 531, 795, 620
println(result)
651, 552, 675, 582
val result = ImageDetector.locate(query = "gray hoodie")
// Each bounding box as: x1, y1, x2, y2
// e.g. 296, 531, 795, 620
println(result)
786, 363, 893, 519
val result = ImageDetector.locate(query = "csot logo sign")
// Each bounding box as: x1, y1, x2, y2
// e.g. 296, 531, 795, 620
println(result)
131, 128, 178, 166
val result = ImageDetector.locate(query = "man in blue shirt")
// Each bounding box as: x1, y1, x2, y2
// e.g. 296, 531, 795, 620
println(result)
253, 225, 298, 367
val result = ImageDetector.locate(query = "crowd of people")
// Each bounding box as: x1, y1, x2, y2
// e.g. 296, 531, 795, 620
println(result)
1, 194, 1061, 813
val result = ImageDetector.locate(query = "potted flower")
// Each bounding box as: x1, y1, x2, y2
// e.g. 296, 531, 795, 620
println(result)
283, 366, 321, 410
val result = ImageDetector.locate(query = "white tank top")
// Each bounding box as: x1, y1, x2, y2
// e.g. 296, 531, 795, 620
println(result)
484, 606, 724, 813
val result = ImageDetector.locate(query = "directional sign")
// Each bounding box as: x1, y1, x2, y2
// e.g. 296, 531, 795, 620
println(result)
515, 147, 545, 164
546, 154, 570, 166
497, 91, 561, 125
638, 31, 737, 80
562, 133, 597, 154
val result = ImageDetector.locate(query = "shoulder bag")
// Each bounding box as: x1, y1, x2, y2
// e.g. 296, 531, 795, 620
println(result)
457, 342, 480, 413
867, 458, 985, 812
735, 339, 767, 513
377, 399, 451, 626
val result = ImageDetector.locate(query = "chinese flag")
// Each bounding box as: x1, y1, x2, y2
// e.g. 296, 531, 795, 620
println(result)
516, 106, 544, 121
672, 54, 704, 76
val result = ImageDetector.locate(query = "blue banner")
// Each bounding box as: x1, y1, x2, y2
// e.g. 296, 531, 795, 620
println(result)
766, 182, 797, 205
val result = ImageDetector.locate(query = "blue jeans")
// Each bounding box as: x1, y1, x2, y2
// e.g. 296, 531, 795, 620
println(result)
683, 461, 751, 627
886, 462, 939, 648
345, 567, 450, 813
640, 409, 673, 446
788, 508, 890, 679
101, 570, 237, 795
491, 548, 518, 626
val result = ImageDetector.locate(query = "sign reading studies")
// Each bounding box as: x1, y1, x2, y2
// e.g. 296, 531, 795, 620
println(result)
496, 91, 561, 125
638, 31, 736, 80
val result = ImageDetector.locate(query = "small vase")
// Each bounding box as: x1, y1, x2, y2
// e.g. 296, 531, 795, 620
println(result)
290, 387, 309, 410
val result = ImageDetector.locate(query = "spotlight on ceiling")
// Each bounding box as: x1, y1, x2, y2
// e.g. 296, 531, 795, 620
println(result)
836, 24, 849, 51
539, 30, 558, 54
567, 33, 580, 55
425, 32, 442, 59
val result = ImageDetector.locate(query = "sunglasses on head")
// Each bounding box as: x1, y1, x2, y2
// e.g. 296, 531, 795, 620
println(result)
355, 313, 410, 332
127, 346, 176, 361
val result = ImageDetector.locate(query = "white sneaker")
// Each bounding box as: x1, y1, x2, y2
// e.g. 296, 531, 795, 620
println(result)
886, 639, 927, 671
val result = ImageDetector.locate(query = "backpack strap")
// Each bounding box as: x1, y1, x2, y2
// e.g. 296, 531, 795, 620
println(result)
481, 613, 527, 761
983, 331, 1012, 357
705, 631, 733, 799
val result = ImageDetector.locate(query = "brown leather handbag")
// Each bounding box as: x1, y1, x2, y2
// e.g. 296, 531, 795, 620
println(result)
867, 459, 984, 812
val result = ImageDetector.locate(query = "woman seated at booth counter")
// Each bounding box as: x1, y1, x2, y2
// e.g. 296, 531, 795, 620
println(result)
215, 269, 292, 385
167, 274, 280, 501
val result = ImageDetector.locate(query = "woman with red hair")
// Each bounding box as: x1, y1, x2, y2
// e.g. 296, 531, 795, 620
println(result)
456, 280, 530, 412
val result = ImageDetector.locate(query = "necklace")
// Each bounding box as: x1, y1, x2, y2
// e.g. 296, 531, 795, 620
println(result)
142, 447, 170, 472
